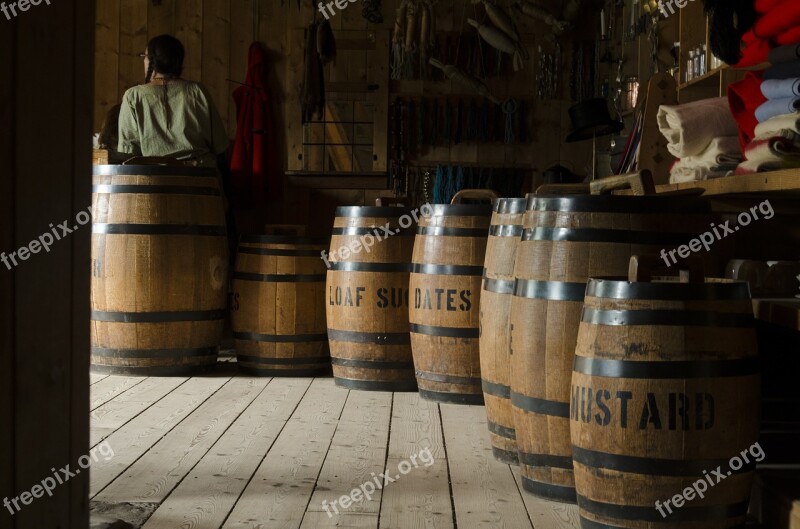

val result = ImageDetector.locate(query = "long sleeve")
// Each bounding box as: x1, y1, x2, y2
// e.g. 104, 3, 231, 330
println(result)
117, 90, 142, 156
197, 84, 230, 155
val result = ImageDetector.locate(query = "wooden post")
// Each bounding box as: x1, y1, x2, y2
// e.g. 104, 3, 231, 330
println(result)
0, 1, 94, 527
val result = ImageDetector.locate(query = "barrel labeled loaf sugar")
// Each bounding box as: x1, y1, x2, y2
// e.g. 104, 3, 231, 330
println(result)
479, 197, 527, 464
326, 206, 417, 391
90, 164, 228, 375
409, 190, 495, 404
510, 194, 716, 502
232, 235, 330, 376
571, 264, 759, 529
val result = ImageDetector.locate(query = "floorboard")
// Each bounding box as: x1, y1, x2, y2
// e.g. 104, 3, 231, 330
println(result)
90, 376, 231, 497
379, 393, 453, 529
90, 375, 146, 411
90, 377, 188, 445
221, 378, 349, 529
87, 373, 581, 529
95, 377, 269, 504
141, 378, 312, 529
440, 403, 535, 529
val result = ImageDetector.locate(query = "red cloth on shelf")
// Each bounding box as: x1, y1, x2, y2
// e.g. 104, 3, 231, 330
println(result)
736, 0, 800, 67
230, 42, 282, 209
727, 70, 767, 151
753, 0, 800, 40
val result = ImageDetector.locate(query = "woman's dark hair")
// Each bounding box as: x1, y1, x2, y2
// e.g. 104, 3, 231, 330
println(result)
145, 34, 185, 83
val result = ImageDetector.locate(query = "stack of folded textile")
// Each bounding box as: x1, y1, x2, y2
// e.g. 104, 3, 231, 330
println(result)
657, 97, 743, 184
729, 40, 800, 174
737, 0, 800, 68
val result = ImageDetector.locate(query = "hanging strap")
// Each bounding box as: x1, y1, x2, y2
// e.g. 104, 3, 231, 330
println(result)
502, 98, 519, 144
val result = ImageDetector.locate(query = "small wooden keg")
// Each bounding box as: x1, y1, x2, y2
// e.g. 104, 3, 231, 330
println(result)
510, 190, 715, 502
231, 234, 330, 376
409, 189, 496, 404
572, 256, 759, 529
479, 197, 527, 464
326, 205, 417, 391
90, 164, 228, 375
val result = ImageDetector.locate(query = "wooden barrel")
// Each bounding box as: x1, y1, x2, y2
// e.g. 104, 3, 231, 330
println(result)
409, 190, 495, 404
510, 194, 716, 502
231, 235, 330, 376
479, 197, 527, 464
326, 206, 418, 391
90, 164, 228, 375
571, 259, 759, 529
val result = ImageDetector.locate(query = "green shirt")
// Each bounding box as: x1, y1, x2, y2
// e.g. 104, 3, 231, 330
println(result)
118, 80, 229, 167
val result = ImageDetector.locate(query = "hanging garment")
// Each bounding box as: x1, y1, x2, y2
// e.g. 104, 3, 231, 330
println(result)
230, 42, 283, 209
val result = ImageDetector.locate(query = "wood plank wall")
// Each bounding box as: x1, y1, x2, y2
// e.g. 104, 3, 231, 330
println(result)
94, 0, 594, 233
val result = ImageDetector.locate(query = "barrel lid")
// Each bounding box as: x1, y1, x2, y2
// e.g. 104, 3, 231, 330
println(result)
240, 234, 330, 245
93, 165, 219, 177
335, 206, 413, 218
586, 277, 752, 301
427, 204, 493, 217
493, 198, 527, 214
532, 194, 711, 213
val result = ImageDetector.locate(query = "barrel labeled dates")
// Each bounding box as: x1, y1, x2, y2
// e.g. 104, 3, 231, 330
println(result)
328, 285, 409, 308
413, 287, 472, 312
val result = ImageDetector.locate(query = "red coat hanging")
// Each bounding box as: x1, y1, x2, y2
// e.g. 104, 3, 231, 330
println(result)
231, 42, 282, 208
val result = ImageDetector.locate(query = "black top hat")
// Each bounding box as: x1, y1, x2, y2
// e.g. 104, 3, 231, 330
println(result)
565, 98, 624, 143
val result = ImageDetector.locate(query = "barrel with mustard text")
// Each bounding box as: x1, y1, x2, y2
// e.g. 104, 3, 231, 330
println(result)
231, 235, 330, 376
326, 206, 417, 391
90, 164, 228, 375
409, 203, 492, 404
510, 194, 715, 502
480, 198, 527, 464
572, 276, 759, 529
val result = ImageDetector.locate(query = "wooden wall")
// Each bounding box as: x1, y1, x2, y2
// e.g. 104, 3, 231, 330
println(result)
2, 2, 94, 528
94, 0, 596, 233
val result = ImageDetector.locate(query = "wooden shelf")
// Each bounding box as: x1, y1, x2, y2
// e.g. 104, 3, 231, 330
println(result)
753, 298, 800, 332
677, 65, 727, 91
618, 169, 800, 197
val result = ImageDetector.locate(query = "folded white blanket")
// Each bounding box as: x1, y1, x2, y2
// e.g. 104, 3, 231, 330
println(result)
658, 97, 740, 158
754, 113, 800, 138
669, 136, 742, 184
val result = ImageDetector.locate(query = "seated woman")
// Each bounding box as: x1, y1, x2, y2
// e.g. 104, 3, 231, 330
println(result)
117, 34, 229, 167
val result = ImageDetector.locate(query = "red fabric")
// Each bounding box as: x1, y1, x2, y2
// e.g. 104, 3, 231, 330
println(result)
777, 26, 800, 46
231, 42, 282, 209
736, 0, 800, 67
756, 0, 786, 14
727, 70, 767, 151
753, 0, 800, 39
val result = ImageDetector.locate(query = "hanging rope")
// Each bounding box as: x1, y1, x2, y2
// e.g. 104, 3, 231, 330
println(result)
480, 100, 490, 143
502, 98, 519, 144
434, 164, 445, 204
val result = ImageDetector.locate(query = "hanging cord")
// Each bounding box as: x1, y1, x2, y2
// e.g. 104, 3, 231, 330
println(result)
430, 99, 439, 147
466, 100, 478, 142
445, 165, 458, 204
454, 165, 465, 198
479, 100, 490, 143
454, 100, 463, 145
434, 164, 444, 204
418, 98, 427, 148
502, 98, 519, 144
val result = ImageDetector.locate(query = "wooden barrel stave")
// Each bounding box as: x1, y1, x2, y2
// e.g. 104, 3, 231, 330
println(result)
232, 236, 330, 376
410, 205, 492, 404
510, 195, 721, 503
572, 278, 759, 529
327, 207, 417, 392
90, 165, 228, 375
480, 198, 526, 464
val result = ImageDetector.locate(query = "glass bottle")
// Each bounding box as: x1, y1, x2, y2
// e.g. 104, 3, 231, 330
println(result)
700, 44, 707, 74
686, 50, 695, 83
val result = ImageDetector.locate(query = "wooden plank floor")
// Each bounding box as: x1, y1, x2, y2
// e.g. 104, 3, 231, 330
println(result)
89, 367, 579, 529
